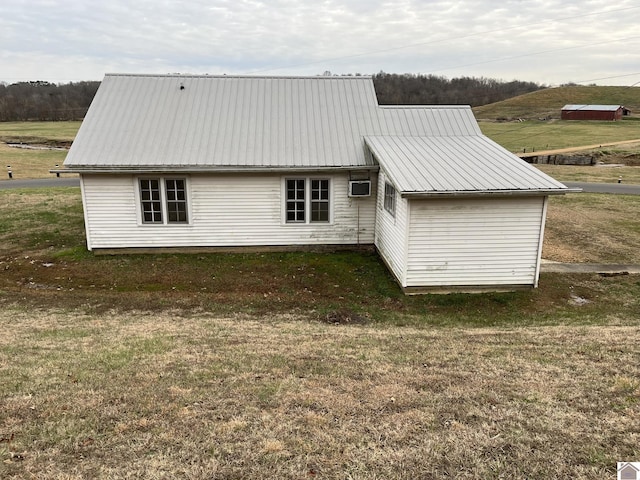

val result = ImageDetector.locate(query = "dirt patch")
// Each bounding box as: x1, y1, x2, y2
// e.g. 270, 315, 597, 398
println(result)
0, 137, 72, 148
321, 309, 370, 325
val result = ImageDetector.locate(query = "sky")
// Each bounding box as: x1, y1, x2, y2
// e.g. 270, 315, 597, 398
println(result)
1, 0, 639, 86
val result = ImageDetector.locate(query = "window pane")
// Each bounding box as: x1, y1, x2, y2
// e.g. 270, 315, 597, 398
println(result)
168, 202, 187, 223
311, 202, 329, 222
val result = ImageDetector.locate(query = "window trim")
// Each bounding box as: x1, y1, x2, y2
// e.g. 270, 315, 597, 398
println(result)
283, 177, 332, 225
136, 176, 190, 226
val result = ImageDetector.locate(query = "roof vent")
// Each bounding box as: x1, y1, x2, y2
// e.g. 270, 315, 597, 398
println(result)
179, 83, 185, 90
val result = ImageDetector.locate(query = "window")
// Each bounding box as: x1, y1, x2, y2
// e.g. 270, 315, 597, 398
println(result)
384, 182, 396, 216
139, 178, 189, 224
165, 179, 188, 223
285, 178, 330, 224
286, 179, 306, 222
311, 179, 329, 222
140, 179, 163, 223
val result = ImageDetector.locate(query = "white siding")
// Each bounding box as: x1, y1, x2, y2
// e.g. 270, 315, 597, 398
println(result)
82, 173, 376, 250
374, 170, 408, 286
405, 197, 545, 287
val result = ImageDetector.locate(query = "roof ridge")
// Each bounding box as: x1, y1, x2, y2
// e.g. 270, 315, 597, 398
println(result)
104, 73, 373, 80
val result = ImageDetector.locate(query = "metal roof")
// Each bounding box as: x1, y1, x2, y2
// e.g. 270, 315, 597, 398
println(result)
561, 104, 623, 111
64, 74, 569, 194
64, 74, 481, 170
365, 135, 569, 196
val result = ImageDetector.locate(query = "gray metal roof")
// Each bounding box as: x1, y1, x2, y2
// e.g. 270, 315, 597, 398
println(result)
365, 135, 569, 196
561, 104, 623, 111
64, 74, 569, 194
64, 74, 481, 170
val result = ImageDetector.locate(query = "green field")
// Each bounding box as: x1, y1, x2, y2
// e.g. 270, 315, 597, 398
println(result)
0, 121, 81, 143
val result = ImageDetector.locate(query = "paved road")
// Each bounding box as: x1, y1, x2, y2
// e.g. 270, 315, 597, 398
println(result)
562, 181, 640, 195
0, 177, 80, 190
519, 138, 640, 158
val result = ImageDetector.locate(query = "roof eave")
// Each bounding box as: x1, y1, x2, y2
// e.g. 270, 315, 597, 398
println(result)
401, 188, 581, 198
54, 165, 379, 175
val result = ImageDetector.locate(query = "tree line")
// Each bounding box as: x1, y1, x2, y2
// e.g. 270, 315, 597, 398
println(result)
0, 73, 545, 122
373, 72, 544, 106
0, 80, 100, 122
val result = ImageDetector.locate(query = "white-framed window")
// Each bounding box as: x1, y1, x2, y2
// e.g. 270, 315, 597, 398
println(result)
138, 177, 189, 225
285, 177, 331, 224
384, 182, 396, 217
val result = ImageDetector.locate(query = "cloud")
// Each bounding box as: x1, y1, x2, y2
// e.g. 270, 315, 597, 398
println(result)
1, 0, 639, 85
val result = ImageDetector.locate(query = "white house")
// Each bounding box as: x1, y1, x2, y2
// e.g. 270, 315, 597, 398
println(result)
62, 74, 572, 293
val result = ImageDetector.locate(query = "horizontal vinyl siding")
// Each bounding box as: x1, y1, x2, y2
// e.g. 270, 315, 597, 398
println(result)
82, 175, 138, 250
406, 197, 544, 287
82, 173, 376, 249
374, 171, 407, 286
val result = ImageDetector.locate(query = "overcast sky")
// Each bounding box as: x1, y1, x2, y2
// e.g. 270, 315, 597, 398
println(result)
1, 0, 639, 86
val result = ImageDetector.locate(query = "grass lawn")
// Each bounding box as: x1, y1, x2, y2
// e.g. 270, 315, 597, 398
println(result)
536, 165, 640, 184
1, 309, 638, 479
0, 121, 81, 144
0, 189, 638, 478
0, 143, 70, 180
0, 121, 80, 179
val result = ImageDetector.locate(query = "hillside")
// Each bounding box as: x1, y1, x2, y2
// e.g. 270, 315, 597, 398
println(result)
473, 86, 640, 120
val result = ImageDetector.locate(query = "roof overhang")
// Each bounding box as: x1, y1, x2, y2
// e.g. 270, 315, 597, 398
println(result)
52, 165, 379, 175
401, 188, 581, 199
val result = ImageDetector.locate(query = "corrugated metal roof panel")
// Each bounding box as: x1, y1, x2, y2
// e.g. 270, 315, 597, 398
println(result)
65, 74, 568, 194
378, 106, 481, 136
65, 74, 383, 169
364, 135, 568, 194
561, 104, 623, 111
65, 75, 484, 170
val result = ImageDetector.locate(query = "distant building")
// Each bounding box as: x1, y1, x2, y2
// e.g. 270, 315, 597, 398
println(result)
561, 104, 629, 121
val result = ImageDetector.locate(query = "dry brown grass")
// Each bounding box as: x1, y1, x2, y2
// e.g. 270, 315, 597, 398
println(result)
536, 165, 640, 184
543, 194, 640, 263
1, 308, 638, 479
0, 143, 71, 180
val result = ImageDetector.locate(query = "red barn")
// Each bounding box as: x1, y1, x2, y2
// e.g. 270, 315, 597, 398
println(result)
561, 104, 627, 121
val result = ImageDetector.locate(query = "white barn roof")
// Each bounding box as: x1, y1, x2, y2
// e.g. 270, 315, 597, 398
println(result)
64, 74, 570, 194
561, 104, 623, 111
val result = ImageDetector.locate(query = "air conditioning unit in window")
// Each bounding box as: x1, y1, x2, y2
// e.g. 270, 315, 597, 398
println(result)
348, 180, 371, 197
